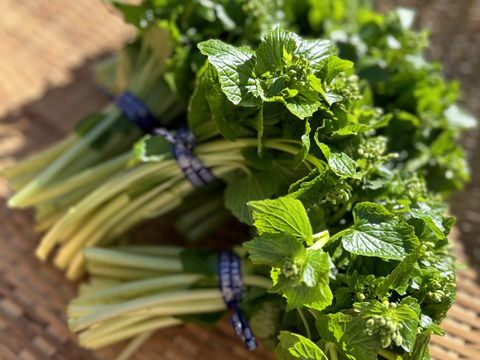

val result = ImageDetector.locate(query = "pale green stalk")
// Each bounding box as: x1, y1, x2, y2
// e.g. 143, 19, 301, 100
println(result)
79, 315, 147, 341
378, 349, 400, 360
80, 317, 183, 349
60, 131, 138, 179
2, 134, 76, 180
21, 153, 132, 208
70, 298, 226, 319
87, 175, 184, 244
82, 248, 183, 273
69, 288, 221, 332
9, 105, 122, 208
85, 263, 163, 280
125, 299, 226, 317
113, 331, 154, 360
115, 180, 193, 232
36, 161, 176, 260
88, 277, 123, 287
57, 173, 182, 269
113, 245, 183, 257
64, 177, 186, 279
71, 274, 203, 305
54, 194, 130, 270
242, 275, 273, 289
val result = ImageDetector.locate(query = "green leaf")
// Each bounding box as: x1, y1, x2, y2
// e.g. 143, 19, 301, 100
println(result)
407, 203, 448, 240
323, 92, 344, 106
292, 119, 311, 169
224, 170, 278, 225
198, 40, 260, 106
397, 297, 422, 352
403, 333, 431, 360
244, 234, 305, 268
315, 312, 349, 344
342, 317, 382, 360
316, 313, 381, 360
206, 83, 237, 141
341, 202, 420, 260
269, 250, 333, 311
295, 39, 332, 70
419, 315, 444, 336
318, 56, 353, 85
188, 64, 215, 136
317, 142, 357, 178
287, 169, 329, 201
256, 27, 298, 75
285, 89, 321, 119
112, 1, 154, 29
179, 249, 218, 276
354, 297, 420, 352
133, 135, 173, 162
378, 245, 425, 297
241, 148, 274, 170
307, 74, 325, 95
276, 331, 328, 360
301, 250, 330, 287
281, 278, 333, 311
247, 234, 334, 312
331, 124, 372, 141
248, 197, 313, 243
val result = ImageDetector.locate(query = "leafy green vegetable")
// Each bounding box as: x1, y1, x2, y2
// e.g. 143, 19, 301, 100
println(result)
338, 202, 419, 260
224, 171, 279, 225
276, 331, 328, 360
248, 198, 312, 242
6, 2, 474, 360
316, 313, 381, 360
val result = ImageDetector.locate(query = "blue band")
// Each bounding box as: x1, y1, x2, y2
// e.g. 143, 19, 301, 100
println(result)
115, 91, 157, 133
218, 252, 258, 351
155, 127, 216, 188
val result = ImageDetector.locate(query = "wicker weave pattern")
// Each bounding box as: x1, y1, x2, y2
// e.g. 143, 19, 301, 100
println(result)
0, 1, 479, 359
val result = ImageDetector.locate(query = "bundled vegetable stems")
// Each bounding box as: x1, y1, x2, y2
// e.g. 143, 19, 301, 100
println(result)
36, 134, 322, 280
68, 246, 271, 349
3, 25, 183, 214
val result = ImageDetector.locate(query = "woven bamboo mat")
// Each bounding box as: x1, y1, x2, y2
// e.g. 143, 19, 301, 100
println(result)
0, 1, 479, 359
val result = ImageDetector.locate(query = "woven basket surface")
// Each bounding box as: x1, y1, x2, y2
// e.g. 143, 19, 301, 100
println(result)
0, 0, 479, 359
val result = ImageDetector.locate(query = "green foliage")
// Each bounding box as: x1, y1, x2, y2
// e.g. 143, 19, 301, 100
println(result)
133, 135, 173, 162
338, 202, 419, 260
224, 171, 279, 225
248, 198, 312, 242
276, 331, 328, 360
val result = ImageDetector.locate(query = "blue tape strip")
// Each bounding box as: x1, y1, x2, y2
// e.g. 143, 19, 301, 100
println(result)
115, 91, 157, 133
155, 127, 216, 188
218, 252, 258, 351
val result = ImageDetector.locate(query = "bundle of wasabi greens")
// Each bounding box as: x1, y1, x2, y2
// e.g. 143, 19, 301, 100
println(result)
3, 0, 477, 359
